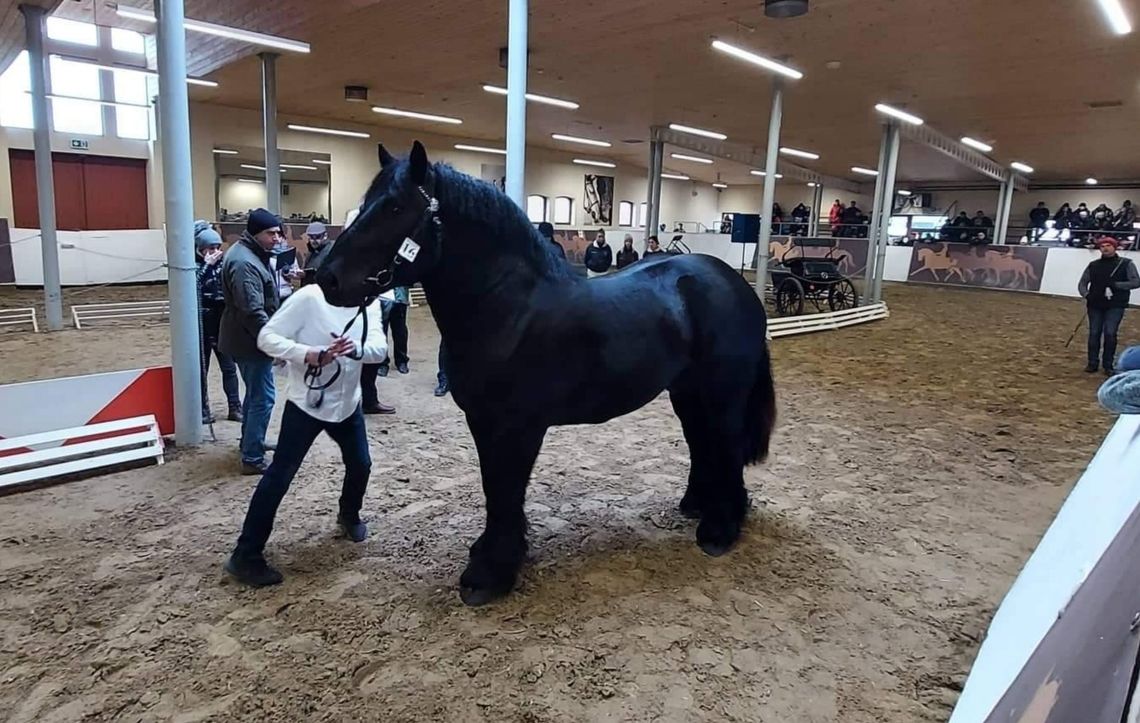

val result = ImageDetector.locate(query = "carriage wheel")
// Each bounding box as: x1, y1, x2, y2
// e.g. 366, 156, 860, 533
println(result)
775, 278, 805, 316
827, 279, 859, 311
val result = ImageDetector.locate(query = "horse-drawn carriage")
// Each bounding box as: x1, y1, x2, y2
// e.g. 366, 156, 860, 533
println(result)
769, 237, 859, 316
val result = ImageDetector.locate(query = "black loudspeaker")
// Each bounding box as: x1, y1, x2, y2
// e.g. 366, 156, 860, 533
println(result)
282, 184, 290, 196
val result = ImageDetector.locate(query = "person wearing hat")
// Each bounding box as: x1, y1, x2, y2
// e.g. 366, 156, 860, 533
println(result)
1078, 236, 1140, 375
219, 208, 285, 474
300, 221, 331, 272
195, 221, 242, 425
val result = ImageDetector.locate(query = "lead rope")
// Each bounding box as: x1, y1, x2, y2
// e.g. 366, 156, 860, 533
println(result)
303, 304, 368, 409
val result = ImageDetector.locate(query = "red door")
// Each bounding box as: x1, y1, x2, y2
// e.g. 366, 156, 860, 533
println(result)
8, 150, 148, 230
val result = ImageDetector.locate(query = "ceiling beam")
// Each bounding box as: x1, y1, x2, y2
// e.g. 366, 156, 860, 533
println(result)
651, 126, 862, 194
894, 121, 1029, 192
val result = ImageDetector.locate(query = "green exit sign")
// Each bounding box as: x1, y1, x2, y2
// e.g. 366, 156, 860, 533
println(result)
69, 139, 89, 150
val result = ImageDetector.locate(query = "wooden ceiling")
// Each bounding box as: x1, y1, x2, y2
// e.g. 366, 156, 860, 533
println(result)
24, 0, 1140, 183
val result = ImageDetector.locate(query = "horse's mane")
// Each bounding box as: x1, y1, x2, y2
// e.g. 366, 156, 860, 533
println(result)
431, 163, 574, 279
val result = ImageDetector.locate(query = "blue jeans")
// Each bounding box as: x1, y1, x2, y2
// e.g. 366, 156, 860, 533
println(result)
236, 357, 276, 465
1088, 306, 1126, 369
234, 402, 372, 557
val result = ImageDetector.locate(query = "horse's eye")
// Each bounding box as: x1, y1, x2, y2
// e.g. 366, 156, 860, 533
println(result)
389, 204, 402, 215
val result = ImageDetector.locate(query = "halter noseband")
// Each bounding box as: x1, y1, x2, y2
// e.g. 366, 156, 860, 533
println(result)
365, 185, 443, 292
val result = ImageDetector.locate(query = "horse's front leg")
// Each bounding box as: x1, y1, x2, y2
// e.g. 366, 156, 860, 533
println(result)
459, 419, 546, 606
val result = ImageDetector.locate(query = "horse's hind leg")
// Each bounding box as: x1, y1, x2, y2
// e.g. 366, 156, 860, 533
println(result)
669, 380, 712, 519
459, 419, 546, 606
692, 378, 751, 557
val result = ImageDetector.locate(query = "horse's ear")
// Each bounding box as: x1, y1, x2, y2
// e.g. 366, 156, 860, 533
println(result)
378, 144, 395, 168
409, 141, 429, 185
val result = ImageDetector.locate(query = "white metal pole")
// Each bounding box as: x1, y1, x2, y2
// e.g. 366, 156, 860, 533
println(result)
755, 81, 783, 296
155, 0, 203, 446
863, 126, 889, 296
646, 139, 663, 240
504, 0, 527, 207
260, 53, 281, 214
996, 177, 1015, 245
809, 182, 823, 236
872, 123, 901, 303
21, 5, 62, 331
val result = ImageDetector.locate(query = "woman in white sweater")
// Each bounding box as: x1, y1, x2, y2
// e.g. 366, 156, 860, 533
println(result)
225, 283, 387, 587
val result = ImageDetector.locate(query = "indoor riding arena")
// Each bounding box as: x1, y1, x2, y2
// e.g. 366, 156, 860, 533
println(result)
1, 2, 1138, 722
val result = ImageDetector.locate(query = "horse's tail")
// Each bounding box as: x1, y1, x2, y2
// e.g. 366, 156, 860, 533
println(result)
743, 341, 777, 465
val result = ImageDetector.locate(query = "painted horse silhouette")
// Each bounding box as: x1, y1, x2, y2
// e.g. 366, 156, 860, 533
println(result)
318, 142, 777, 605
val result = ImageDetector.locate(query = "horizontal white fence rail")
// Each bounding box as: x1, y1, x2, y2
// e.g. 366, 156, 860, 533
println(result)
72, 300, 170, 329
768, 302, 890, 339
0, 414, 164, 490
0, 307, 37, 332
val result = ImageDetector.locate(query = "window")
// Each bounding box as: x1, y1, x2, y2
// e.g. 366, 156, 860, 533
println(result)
113, 70, 149, 139
526, 194, 547, 223
111, 28, 146, 54
553, 196, 574, 225
0, 51, 32, 129
46, 17, 98, 46
49, 56, 102, 136
637, 202, 648, 228
618, 201, 634, 227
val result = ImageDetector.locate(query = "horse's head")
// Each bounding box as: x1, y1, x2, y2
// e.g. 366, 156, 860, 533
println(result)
317, 141, 438, 307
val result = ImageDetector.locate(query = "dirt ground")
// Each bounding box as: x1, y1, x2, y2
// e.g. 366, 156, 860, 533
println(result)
0, 282, 1125, 722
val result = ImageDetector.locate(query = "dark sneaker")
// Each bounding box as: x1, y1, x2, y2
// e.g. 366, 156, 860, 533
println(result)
225, 553, 283, 587
241, 461, 269, 476
227, 405, 243, 422
337, 514, 368, 542
434, 381, 450, 397
1086, 364, 1099, 373
202, 411, 216, 424
378, 366, 389, 377
1105, 367, 1116, 376
396, 362, 410, 374
363, 402, 396, 415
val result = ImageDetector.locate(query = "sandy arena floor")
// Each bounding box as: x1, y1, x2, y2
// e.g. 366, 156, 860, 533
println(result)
0, 282, 1125, 722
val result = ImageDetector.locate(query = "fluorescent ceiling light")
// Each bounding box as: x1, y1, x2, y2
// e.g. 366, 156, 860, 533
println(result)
711, 39, 804, 80
713, 182, 728, 189
312, 159, 332, 165
116, 5, 311, 53
750, 170, 784, 178
241, 164, 266, 171
1086, 177, 1099, 185
288, 124, 370, 139
960, 137, 994, 153
573, 159, 616, 168
896, 189, 912, 196
851, 166, 880, 176
780, 147, 819, 160
671, 153, 713, 165
807, 182, 817, 187
1096, 0, 1133, 34
454, 143, 506, 155
50, 54, 215, 87
481, 84, 578, 110
661, 173, 690, 181
373, 106, 462, 124
213, 148, 239, 155
874, 103, 924, 125
551, 133, 611, 148
238, 178, 262, 184
280, 163, 318, 170
1010, 161, 1034, 174
668, 123, 727, 140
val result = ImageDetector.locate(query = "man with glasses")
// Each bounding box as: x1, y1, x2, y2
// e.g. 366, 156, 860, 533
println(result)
225, 280, 387, 587
219, 208, 286, 475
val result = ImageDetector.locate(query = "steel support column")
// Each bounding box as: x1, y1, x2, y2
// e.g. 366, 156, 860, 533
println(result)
755, 81, 783, 296
504, 0, 528, 207
995, 176, 1015, 245
646, 139, 663, 241
260, 52, 281, 214
863, 126, 890, 297
872, 123, 901, 303
155, 0, 203, 446
21, 5, 62, 331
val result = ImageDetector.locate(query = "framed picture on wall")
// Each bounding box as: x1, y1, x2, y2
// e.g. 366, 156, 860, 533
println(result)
584, 174, 614, 225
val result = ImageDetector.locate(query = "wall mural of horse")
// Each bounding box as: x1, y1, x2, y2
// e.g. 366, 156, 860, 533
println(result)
317, 142, 778, 606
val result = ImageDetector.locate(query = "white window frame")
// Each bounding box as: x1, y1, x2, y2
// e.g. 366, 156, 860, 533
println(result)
526, 194, 548, 223
618, 200, 634, 227
553, 195, 574, 225
637, 202, 648, 228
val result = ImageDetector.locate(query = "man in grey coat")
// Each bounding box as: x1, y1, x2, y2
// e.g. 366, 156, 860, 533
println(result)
219, 208, 283, 474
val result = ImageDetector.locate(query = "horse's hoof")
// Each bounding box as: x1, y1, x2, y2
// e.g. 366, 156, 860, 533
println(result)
459, 585, 509, 607
696, 518, 742, 557
698, 539, 735, 557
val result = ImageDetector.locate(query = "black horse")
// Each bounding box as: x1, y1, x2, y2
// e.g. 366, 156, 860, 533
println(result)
318, 142, 776, 605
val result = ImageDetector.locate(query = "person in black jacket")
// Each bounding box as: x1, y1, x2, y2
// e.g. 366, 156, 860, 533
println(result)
971, 210, 994, 244
219, 208, 283, 475
1028, 202, 1050, 244
644, 235, 667, 258
536, 222, 565, 259
195, 222, 242, 425
583, 231, 613, 277
615, 234, 639, 269
1078, 236, 1140, 374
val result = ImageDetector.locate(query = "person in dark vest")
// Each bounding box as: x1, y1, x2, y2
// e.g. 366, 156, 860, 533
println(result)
615, 234, 639, 269
1078, 237, 1140, 374
219, 208, 283, 475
